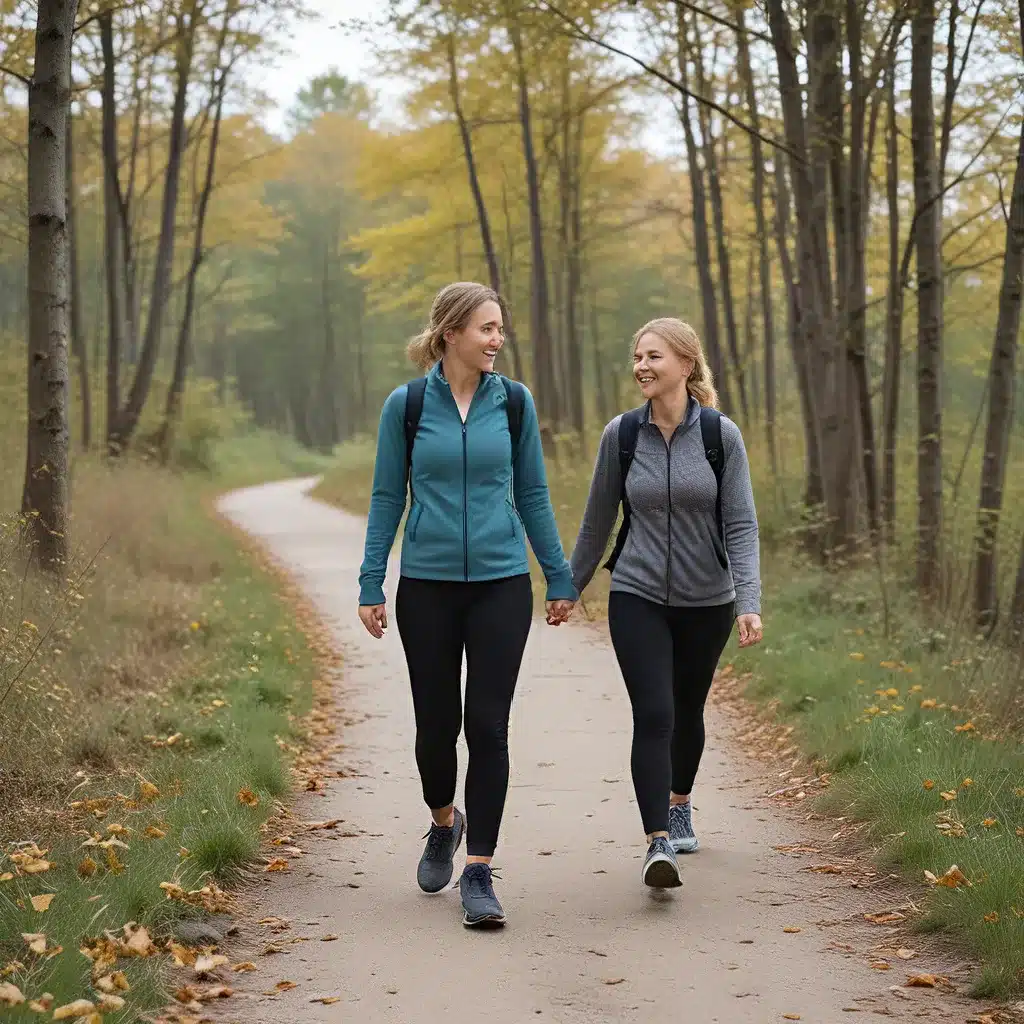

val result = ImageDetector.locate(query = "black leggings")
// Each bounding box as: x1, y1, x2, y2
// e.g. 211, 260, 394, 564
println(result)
395, 574, 533, 857
607, 591, 735, 836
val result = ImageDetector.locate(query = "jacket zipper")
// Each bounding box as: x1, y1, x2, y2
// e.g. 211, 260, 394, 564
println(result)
665, 431, 673, 604
462, 422, 469, 580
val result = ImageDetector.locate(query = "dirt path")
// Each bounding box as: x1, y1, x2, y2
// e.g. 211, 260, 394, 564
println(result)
213, 478, 981, 1024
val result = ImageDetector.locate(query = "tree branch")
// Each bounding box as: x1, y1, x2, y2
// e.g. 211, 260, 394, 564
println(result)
0, 66, 31, 87
536, 0, 802, 163
665, 0, 773, 45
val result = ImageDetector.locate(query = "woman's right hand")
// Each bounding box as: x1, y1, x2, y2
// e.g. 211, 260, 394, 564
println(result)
358, 603, 388, 639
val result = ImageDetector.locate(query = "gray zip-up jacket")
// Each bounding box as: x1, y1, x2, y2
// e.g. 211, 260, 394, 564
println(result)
569, 398, 761, 616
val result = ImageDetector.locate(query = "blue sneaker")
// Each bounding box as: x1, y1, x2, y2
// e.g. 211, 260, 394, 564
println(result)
642, 836, 682, 888
458, 863, 506, 928
416, 808, 465, 893
668, 801, 699, 854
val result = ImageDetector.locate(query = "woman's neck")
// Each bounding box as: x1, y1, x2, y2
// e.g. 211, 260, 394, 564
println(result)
441, 354, 482, 402
650, 387, 690, 430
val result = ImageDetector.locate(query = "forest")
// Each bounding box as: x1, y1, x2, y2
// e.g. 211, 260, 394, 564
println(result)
0, 0, 1022, 1016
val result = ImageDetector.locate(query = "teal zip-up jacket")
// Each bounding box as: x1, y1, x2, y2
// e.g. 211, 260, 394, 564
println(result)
358, 363, 577, 606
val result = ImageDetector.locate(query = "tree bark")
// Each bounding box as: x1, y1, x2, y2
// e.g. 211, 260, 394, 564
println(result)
675, 6, 732, 415
566, 105, 585, 440
974, 11, 1024, 628
109, 1, 198, 452
911, 0, 945, 595
23, 0, 78, 570
881, 57, 903, 545
157, 62, 226, 461
507, 4, 556, 443
734, 3, 777, 469
445, 33, 524, 382
66, 96, 90, 450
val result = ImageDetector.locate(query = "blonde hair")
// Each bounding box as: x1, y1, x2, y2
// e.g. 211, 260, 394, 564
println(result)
407, 281, 500, 371
631, 317, 719, 409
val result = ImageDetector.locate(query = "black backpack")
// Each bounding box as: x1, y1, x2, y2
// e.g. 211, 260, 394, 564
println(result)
604, 406, 726, 571
402, 374, 526, 485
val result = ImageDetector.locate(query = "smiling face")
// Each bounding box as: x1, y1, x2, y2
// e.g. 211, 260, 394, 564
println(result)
633, 331, 693, 400
445, 299, 504, 373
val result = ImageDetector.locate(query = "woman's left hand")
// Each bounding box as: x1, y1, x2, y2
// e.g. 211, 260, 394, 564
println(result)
736, 613, 763, 648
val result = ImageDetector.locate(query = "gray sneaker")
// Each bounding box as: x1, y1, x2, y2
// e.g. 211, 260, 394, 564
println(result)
458, 863, 506, 928
642, 836, 682, 888
668, 801, 699, 854
416, 808, 465, 893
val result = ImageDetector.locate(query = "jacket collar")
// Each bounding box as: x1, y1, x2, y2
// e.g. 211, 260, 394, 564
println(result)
641, 394, 700, 429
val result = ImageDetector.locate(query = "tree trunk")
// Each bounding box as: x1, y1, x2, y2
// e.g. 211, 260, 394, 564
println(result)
158, 63, 227, 462
99, 9, 124, 448
566, 107, 585, 440
911, 0, 945, 595
445, 34, 524, 382
507, 5, 556, 444
675, 6, 732, 414
766, 0, 828, 517
690, 17, 746, 420
881, 59, 903, 545
22, 0, 78, 570
66, 97, 90, 450
974, 35, 1024, 628
110, 1, 197, 451
735, 4, 777, 470
317, 233, 340, 451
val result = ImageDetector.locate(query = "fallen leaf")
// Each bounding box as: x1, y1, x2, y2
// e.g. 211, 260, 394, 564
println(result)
320, 934, 339, 942
138, 780, 160, 801
30, 894, 54, 912
0, 873, 13, 882
22, 932, 46, 955
94, 972, 129, 994
920, 699, 937, 709
304, 819, 341, 830
0, 982, 24, 1006
122, 924, 157, 957
264, 858, 289, 872
896, 948, 917, 960
77, 857, 98, 878
237, 788, 259, 808
926, 864, 972, 888
311, 995, 342, 1005
144, 825, 166, 839
232, 961, 257, 973
603, 978, 626, 985
97, 993, 126, 1011
849, 652, 865, 661
940, 791, 958, 801
168, 942, 199, 967
783, 1016, 802, 1021
53, 1000, 96, 1020
28, 993, 54, 1012
954, 721, 975, 732
864, 912, 905, 925
783, 926, 802, 933
923, 779, 935, 790
808, 865, 844, 874
983, 911, 999, 924
905, 974, 937, 987
982, 818, 998, 828
870, 961, 891, 971
275, 980, 297, 992
194, 954, 229, 975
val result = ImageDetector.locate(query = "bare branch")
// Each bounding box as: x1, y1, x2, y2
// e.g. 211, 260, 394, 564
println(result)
536, 0, 802, 162
0, 66, 31, 87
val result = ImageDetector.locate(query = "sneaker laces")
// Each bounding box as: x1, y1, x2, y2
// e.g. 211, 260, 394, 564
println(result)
421, 820, 453, 861
453, 864, 502, 892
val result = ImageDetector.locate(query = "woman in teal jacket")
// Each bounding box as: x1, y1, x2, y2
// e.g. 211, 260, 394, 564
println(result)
358, 281, 576, 929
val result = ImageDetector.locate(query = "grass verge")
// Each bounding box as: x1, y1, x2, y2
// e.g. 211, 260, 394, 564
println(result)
0, 432, 335, 1019
312, 433, 1024, 999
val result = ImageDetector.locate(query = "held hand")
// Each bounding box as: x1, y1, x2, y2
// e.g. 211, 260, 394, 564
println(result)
358, 603, 388, 639
545, 599, 575, 626
736, 613, 763, 648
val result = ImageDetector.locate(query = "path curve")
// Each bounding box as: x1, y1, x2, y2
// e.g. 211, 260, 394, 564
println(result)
214, 478, 975, 1024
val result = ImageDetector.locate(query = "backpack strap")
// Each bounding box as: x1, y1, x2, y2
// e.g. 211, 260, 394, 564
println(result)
603, 408, 643, 572
403, 376, 428, 489
499, 375, 525, 464
699, 406, 726, 551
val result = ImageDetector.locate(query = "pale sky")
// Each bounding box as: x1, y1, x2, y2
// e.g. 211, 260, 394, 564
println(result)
256, 0, 408, 135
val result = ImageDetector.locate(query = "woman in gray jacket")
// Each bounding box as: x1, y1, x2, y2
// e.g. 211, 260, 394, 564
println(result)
569, 317, 763, 889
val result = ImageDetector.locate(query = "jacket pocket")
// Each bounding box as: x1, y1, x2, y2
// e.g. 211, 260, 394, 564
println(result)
408, 502, 424, 541
709, 521, 728, 570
